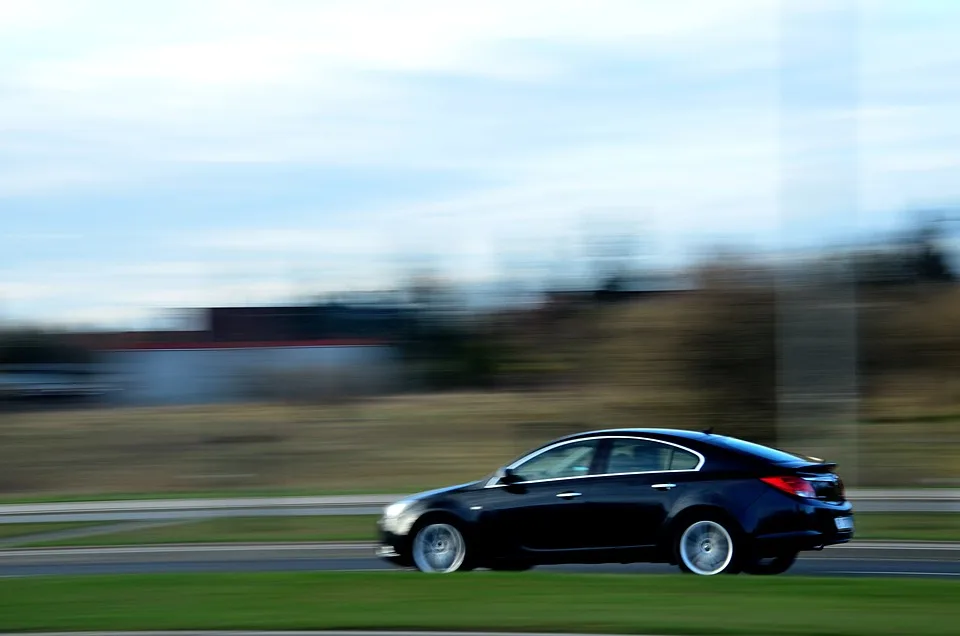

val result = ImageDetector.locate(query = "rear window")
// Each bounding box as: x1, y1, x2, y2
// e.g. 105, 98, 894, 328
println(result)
710, 436, 808, 464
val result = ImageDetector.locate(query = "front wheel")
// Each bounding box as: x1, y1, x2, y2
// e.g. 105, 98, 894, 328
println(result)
743, 552, 798, 575
411, 522, 470, 573
676, 518, 740, 575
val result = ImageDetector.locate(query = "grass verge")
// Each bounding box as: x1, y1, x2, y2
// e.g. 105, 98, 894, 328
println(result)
1, 572, 958, 635
23, 516, 378, 547
0, 488, 400, 505
17, 512, 958, 548
0, 522, 102, 542
855, 512, 960, 541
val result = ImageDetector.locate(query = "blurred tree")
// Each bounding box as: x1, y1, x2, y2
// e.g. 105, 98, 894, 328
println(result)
579, 216, 645, 295
853, 213, 957, 286
395, 271, 505, 390
682, 276, 778, 444
914, 216, 956, 283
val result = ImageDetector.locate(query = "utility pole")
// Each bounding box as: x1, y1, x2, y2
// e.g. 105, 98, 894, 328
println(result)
776, 0, 861, 485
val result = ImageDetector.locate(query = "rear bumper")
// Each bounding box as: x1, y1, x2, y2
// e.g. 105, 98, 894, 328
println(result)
747, 490, 855, 557
753, 529, 852, 556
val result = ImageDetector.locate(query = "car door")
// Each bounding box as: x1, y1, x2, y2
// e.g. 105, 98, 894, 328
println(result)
588, 437, 704, 549
485, 438, 603, 553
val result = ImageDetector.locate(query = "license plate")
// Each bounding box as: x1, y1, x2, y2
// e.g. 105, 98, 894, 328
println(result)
835, 516, 854, 531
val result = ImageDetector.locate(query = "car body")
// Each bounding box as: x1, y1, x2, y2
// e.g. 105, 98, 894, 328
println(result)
376, 428, 854, 575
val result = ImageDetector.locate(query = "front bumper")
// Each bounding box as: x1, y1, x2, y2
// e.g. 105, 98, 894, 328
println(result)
377, 523, 413, 567
376, 545, 400, 558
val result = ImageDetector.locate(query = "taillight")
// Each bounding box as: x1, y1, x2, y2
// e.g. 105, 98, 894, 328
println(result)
761, 475, 817, 498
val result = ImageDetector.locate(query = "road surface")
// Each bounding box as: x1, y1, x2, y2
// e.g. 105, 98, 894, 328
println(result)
1, 541, 957, 579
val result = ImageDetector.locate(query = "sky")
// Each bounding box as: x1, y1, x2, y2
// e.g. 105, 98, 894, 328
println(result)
1, 0, 959, 329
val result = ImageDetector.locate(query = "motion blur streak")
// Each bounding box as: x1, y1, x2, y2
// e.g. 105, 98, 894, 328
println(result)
0, 0, 958, 632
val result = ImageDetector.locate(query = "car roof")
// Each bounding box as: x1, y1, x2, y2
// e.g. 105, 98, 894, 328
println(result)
557, 428, 713, 443
555, 428, 815, 465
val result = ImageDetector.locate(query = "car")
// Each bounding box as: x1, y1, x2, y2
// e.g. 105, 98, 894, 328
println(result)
376, 428, 854, 576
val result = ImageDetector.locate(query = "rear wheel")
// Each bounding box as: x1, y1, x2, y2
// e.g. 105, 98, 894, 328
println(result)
411, 522, 470, 573
743, 552, 798, 575
676, 518, 740, 575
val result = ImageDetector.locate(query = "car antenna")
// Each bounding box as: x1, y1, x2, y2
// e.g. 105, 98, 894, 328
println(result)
703, 427, 714, 435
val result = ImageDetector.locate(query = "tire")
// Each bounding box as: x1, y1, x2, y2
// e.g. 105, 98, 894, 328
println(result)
675, 517, 741, 576
743, 552, 798, 575
411, 521, 471, 573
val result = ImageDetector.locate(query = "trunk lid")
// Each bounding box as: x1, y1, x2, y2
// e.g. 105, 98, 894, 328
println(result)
778, 460, 846, 502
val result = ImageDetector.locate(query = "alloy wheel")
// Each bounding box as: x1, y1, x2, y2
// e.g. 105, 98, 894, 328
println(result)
678, 519, 734, 575
412, 523, 467, 573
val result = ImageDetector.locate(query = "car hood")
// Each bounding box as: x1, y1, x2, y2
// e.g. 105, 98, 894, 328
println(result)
399, 480, 481, 504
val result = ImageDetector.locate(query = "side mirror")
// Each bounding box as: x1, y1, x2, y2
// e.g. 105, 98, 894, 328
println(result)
499, 467, 522, 485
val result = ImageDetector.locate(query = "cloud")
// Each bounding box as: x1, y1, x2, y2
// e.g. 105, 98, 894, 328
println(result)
0, 281, 65, 303
20, 0, 773, 85
2, 0, 960, 327
190, 228, 391, 254
0, 0, 75, 33
0, 0, 782, 193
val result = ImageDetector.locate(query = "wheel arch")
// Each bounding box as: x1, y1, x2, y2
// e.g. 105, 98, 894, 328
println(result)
409, 508, 479, 550
411, 508, 470, 530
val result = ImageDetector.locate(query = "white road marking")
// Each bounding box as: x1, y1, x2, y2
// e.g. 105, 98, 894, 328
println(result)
831, 542, 960, 551
805, 557, 959, 563
837, 571, 960, 577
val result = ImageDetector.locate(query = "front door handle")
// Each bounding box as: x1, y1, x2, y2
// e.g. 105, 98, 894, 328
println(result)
556, 491, 582, 499
651, 483, 676, 491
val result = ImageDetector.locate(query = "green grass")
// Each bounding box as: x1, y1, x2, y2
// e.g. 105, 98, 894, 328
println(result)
1, 572, 957, 635
16, 512, 957, 548
0, 487, 404, 505
25, 516, 378, 547
0, 522, 102, 541
855, 512, 959, 541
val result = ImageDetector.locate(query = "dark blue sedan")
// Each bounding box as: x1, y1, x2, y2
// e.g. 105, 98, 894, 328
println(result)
377, 428, 854, 575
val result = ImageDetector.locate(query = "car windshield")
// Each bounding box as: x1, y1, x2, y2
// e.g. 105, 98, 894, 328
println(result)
711, 436, 810, 464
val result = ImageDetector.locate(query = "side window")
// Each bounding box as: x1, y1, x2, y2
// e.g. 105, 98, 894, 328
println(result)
604, 439, 702, 474
669, 448, 700, 470
605, 439, 671, 474
512, 440, 598, 482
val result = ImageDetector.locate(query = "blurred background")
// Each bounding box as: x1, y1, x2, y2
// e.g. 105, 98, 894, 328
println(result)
0, 0, 958, 502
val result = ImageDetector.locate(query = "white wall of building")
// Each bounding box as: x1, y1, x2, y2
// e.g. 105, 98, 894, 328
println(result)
104, 345, 399, 406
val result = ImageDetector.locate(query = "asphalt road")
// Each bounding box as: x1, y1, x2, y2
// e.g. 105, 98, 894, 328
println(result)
1, 541, 958, 579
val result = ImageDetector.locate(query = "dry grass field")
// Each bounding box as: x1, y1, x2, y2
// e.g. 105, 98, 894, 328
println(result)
1, 390, 957, 499
2, 289, 958, 499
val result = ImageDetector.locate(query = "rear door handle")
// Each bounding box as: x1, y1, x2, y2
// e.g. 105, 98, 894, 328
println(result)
556, 491, 582, 499
651, 483, 676, 491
